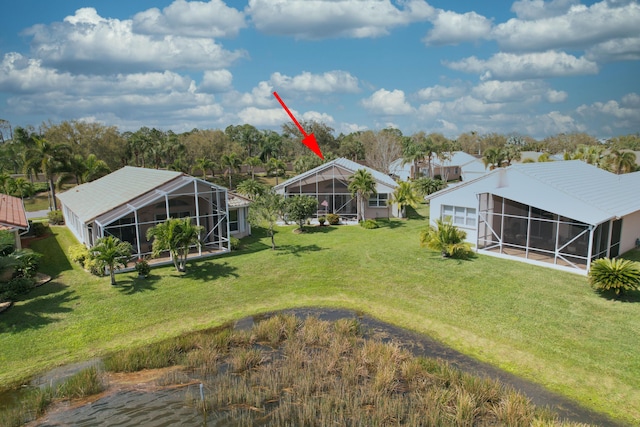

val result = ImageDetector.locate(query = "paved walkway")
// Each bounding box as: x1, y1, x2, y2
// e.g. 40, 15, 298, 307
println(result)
26, 209, 50, 219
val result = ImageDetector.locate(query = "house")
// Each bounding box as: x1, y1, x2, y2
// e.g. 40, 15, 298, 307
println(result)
0, 193, 29, 250
57, 166, 249, 264
426, 161, 640, 274
273, 157, 400, 220
389, 152, 487, 182
227, 192, 251, 238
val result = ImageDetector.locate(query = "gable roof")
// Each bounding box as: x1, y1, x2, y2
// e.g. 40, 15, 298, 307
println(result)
0, 193, 28, 230
57, 166, 186, 223
274, 157, 398, 191
433, 151, 481, 167
429, 160, 640, 225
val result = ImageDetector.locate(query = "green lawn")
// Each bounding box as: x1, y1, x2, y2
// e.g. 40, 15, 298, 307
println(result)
1, 205, 639, 425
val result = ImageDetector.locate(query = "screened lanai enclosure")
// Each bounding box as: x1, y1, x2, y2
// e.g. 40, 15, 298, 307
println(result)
476, 193, 622, 272
274, 158, 399, 220
58, 167, 231, 264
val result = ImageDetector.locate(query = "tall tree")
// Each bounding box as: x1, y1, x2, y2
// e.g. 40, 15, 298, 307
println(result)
90, 236, 132, 286
266, 158, 287, 185
248, 191, 285, 250
146, 217, 204, 273
244, 156, 263, 179
348, 169, 377, 222
194, 157, 216, 179
221, 153, 242, 189
225, 124, 262, 158
361, 129, 403, 174
83, 154, 111, 182
236, 179, 267, 199
482, 147, 506, 170
25, 136, 72, 210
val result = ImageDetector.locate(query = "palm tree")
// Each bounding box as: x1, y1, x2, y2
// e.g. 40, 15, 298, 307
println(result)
244, 156, 263, 180
221, 153, 242, 189
83, 154, 111, 182
482, 147, 506, 170
605, 149, 637, 174
348, 169, 376, 222
236, 179, 266, 199
589, 258, 640, 297
146, 217, 204, 272
413, 177, 445, 197
90, 236, 133, 286
390, 181, 420, 219
266, 158, 287, 185
419, 219, 472, 258
25, 136, 72, 210
194, 157, 216, 179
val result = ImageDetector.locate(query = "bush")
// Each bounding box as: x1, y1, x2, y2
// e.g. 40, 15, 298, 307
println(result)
84, 257, 105, 277
11, 250, 41, 278
420, 219, 472, 259
230, 236, 240, 251
48, 210, 64, 225
318, 216, 326, 226
69, 244, 90, 266
360, 219, 379, 229
0, 277, 34, 302
589, 258, 640, 296
134, 258, 151, 276
31, 222, 47, 237
326, 213, 340, 225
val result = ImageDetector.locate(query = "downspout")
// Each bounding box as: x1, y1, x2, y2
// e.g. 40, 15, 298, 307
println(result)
586, 225, 595, 272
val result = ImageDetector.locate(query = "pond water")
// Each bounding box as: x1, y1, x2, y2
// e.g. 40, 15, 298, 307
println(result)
6, 308, 622, 426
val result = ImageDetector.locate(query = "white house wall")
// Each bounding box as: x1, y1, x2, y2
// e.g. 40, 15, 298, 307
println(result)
429, 182, 481, 244
620, 210, 640, 254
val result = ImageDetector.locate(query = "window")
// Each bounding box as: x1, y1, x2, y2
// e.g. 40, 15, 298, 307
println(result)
442, 205, 476, 227
228, 209, 239, 233
368, 193, 388, 207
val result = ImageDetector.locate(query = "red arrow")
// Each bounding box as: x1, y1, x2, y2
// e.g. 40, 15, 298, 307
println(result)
273, 91, 324, 159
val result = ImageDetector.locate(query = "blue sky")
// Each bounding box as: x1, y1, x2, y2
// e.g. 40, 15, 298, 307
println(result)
1, 0, 638, 139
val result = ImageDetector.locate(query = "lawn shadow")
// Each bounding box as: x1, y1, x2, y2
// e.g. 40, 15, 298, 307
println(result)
28, 228, 73, 278
116, 275, 160, 295
184, 261, 239, 282
276, 244, 324, 257
230, 229, 275, 255
303, 225, 338, 234
595, 288, 640, 303
406, 205, 427, 220
376, 218, 407, 229
0, 281, 77, 333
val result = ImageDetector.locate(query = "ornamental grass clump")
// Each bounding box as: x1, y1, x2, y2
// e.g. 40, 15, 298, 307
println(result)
588, 257, 640, 297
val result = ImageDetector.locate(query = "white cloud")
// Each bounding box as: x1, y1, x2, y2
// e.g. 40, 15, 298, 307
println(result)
338, 122, 368, 134
270, 70, 360, 93
237, 107, 288, 126
24, 7, 246, 74
493, 1, 640, 52
301, 111, 334, 123
416, 84, 466, 101
535, 111, 585, 135
199, 69, 233, 93
546, 90, 568, 103
246, 0, 434, 39
132, 0, 246, 38
361, 89, 414, 115
423, 10, 492, 45
417, 101, 444, 118
445, 51, 599, 80
511, 0, 579, 20
621, 92, 640, 107
224, 81, 275, 108
586, 37, 640, 62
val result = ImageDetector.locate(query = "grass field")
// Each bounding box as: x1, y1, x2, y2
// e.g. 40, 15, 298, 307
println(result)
1, 204, 639, 425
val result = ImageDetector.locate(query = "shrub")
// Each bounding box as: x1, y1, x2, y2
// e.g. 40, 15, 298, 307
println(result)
230, 236, 240, 251
326, 213, 340, 225
0, 277, 33, 302
84, 257, 105, 276
360, 219, 379, 229
69, 244, 90, 266
31, 222, 47, 237
134, 258, 151, 276
420, 219, 472, 259
589, 258, 640, 296
11, 250, 41, 278
318, 216, 326, 226
47, 210, 64, 225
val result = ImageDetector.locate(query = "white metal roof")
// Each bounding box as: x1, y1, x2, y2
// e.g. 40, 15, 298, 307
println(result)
274, 157, 398, 192
429, 160, 640, 225
57, 166, 189, 222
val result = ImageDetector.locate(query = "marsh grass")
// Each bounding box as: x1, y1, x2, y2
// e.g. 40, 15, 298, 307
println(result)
0, 367, 104, 426
180, 315, 588, 426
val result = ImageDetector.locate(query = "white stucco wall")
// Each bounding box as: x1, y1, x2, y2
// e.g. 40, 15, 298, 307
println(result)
620, 210, 640, 254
